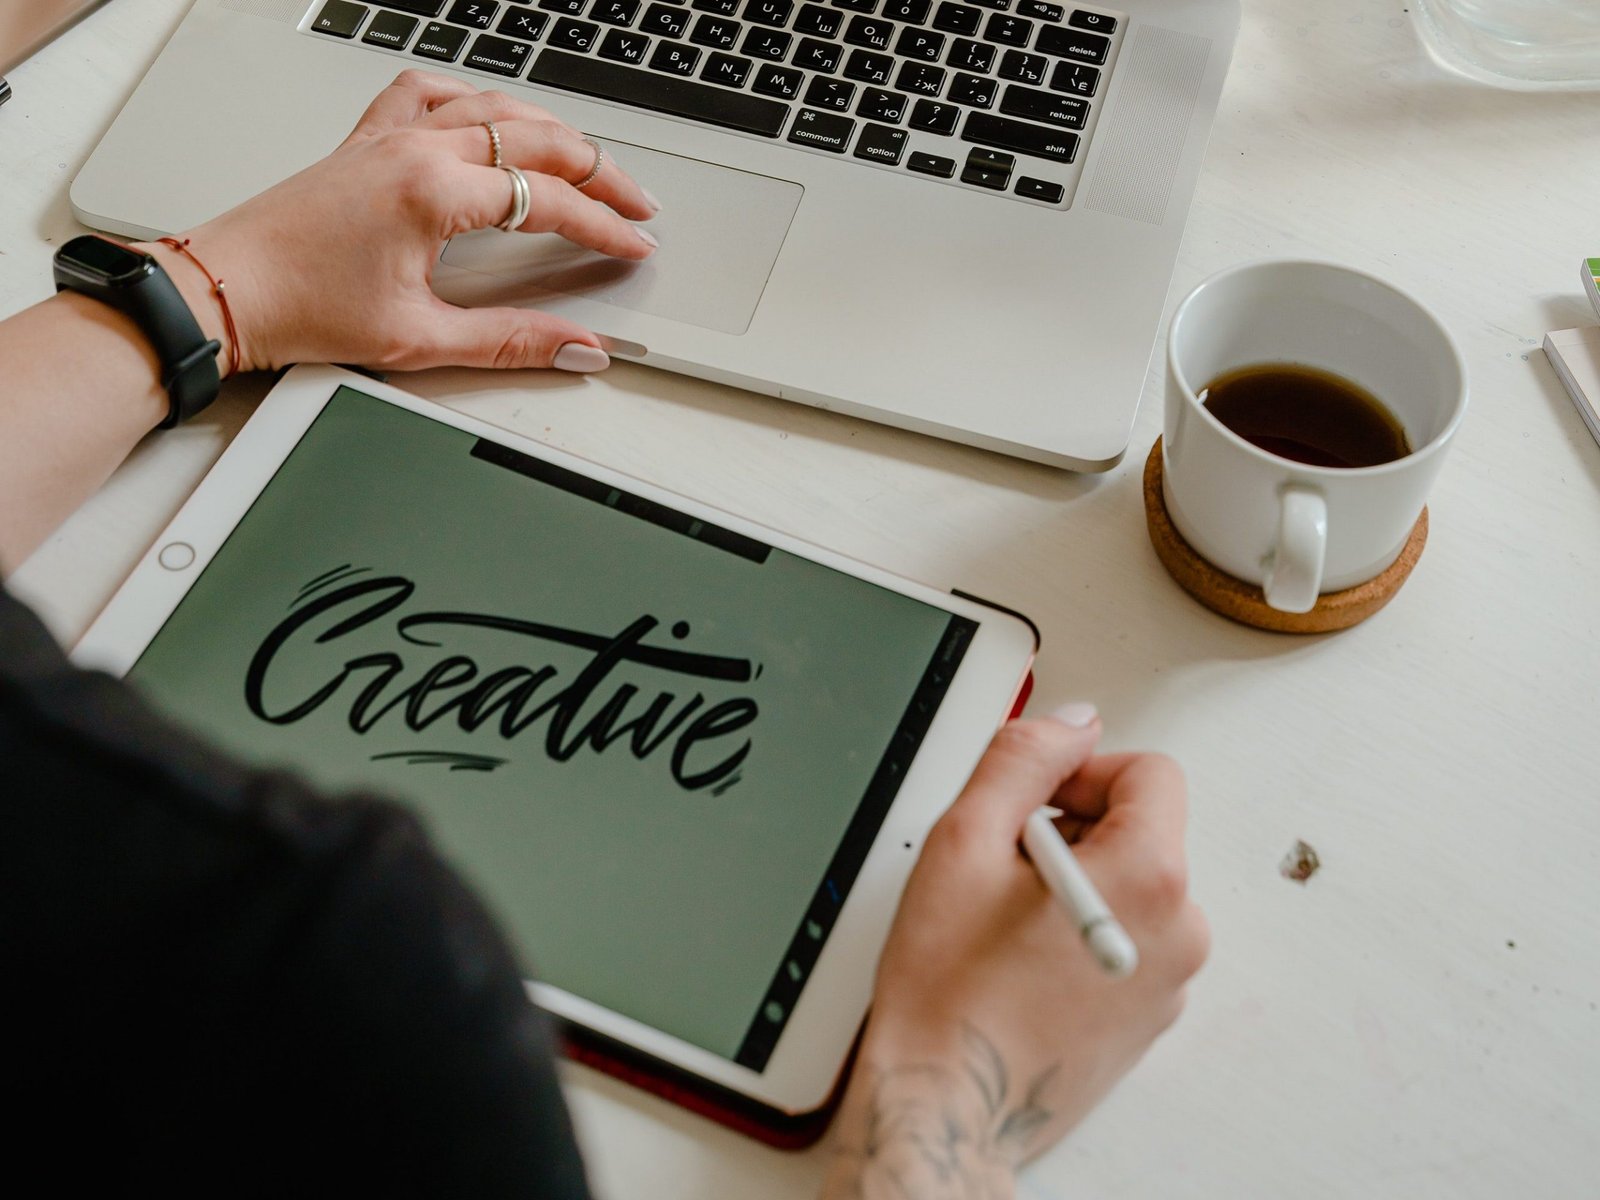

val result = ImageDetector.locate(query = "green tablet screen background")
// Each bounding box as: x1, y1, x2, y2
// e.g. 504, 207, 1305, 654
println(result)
127, 387, 974, 1068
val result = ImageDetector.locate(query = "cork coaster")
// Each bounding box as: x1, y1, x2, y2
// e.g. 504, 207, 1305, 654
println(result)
1142, 438, 1428, 634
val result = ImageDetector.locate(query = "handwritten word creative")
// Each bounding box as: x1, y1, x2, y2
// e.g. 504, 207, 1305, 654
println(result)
246, 575, 759, 792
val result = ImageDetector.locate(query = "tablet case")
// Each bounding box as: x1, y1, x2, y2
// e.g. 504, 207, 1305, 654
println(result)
562, 592, 1037, 1149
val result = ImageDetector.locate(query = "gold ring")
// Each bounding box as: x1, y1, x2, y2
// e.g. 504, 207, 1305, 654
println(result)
483, 120, 503, 170
574, 136, 604, 190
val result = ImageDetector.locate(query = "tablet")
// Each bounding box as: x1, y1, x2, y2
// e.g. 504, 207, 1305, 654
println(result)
74, 365, 1037, 1127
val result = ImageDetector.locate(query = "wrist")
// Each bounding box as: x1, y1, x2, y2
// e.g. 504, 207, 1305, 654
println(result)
137, 238, 240, 378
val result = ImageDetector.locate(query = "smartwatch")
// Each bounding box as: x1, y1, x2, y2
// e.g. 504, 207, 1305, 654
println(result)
53, 235, 222, 429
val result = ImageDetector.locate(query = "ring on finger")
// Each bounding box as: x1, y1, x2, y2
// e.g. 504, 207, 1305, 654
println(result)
498, 165, 531, 232
574, 135, 604, 190
483, 120, 503, 169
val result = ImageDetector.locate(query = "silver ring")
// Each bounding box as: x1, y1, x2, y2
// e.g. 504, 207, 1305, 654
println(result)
574, 136, 604, 190
483, 120, 503, 169
497, 165, 530, 232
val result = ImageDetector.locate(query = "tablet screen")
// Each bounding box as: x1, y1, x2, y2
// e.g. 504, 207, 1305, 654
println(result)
127, 386, 975, 1070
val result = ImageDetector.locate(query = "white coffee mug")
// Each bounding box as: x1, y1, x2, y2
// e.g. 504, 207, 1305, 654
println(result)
1163, 261, 1468, 613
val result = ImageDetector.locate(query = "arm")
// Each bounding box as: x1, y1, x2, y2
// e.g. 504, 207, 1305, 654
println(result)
823, 710, 1210, 1199
0, 69, 657, 571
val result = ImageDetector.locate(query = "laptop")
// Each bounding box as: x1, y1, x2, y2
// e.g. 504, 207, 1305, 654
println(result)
71, 0, 1238, 470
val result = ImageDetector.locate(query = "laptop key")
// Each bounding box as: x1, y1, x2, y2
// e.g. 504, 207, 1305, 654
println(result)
1049, 59, 1097, 94
1035, 24, 1107, 63
1067, 7, 1114, 33
930, 1, 978, 35
856, 86, 909, 122
1014, 175, 1064, 202
693, 0, 741, 12
312, 1, 369, 39
793, 3, 843, 36
374, 0, 444, 15
641, 1, 690, 33
742, 27, 792, 58
1018, 0, 1062, 18
649, 40, 701, 71
597, 27, 652, 60
960, 146, 1012, 188
549, 16, 601, 47
999, 82, 1085, 128
787, 107, 854, 152
702, 50, 754, 85
896, 27, 943, 60
414, 21, 471, 58
364, 9, 421, 46
882, 0, 930, 23
844, 48, 893, 83
497, 5, 549, 36
997, 48, 1046, 83
946, 71, 994, 106
947, 38, 993, 71
983, 13, 1032, 46
466, 32, 536, 72
745, 0, 794, 26
805, 75, 856, 109
853, 122, 908, 164
908, 96, 958, 133
593, 0, 642, 24
844, 16, 895, 50
538, 0, 588, 13
528, 47, 789, 134
962, 110, 1077, 161
447, 1, 498, 29
689, 14, 742, 47
906, 149, 956, 176
752, 61, 802, 96
831, 0, 878, 11
968, 0, 1010, 9
896, 61, 945, 95
794, 36, 843, 71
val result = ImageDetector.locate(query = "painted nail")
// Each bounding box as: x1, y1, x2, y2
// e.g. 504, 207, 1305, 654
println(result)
1050, 702, 1100, 729
552, 342, 610, 373
636, 226, 659, 249
642, 187, 662, 213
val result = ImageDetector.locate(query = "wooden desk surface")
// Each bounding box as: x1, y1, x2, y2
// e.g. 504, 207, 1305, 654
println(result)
4, 2, 1597, 1195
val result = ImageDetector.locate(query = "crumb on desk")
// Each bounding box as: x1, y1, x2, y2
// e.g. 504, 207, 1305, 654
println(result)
1279, 839, 1320, 884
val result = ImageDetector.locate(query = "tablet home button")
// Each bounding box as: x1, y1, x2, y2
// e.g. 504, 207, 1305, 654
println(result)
158, 542, 196, 571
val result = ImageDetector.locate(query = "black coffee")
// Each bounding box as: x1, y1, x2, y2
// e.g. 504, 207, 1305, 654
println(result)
1201, 363, 1412, 469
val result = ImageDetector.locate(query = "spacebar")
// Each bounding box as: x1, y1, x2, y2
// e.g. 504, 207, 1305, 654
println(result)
527, 50, 788, 138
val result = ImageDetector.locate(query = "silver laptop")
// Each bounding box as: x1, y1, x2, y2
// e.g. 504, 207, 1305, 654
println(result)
72, 0, 1238, 469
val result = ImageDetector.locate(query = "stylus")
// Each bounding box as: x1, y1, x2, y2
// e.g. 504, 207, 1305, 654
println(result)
1022, 807, 1139, 978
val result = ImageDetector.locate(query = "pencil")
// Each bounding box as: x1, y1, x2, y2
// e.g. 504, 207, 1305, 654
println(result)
1022, 807, 1139, 978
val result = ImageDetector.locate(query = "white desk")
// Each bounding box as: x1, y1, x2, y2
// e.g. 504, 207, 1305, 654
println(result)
4, 2, 1598, 1195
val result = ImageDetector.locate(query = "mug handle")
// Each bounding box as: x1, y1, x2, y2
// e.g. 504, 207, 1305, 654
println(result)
1263, 486, 1326, 613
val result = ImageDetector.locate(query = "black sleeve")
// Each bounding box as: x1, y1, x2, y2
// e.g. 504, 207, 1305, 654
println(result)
1, 588, 592, 1199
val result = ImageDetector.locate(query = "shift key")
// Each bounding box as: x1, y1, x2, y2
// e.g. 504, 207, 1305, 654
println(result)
962, 111, 1078, 162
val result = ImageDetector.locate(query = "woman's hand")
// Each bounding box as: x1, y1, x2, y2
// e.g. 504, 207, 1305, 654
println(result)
143, 69, 659, 377
822, 708, 1210, 1200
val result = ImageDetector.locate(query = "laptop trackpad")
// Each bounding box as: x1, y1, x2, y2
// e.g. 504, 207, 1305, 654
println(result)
435, 141, 802, 337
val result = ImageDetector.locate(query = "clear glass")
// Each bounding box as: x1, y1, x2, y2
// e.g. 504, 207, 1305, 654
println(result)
1415, 0, 1600, 88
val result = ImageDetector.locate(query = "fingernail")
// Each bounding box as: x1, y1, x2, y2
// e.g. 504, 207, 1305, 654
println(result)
642, 187, 662, 213
1049, 702, 1099, 728
552, 342, 610, 373
636, 226, 659, 249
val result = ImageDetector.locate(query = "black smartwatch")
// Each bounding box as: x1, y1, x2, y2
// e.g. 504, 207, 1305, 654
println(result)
53, 235, 222, 429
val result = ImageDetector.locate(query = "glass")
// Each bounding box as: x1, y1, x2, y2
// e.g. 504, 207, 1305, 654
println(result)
1415, 1, 1600, 89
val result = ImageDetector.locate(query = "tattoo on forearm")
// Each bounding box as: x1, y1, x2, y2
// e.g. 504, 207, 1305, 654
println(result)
827, 1024, 1060, 1200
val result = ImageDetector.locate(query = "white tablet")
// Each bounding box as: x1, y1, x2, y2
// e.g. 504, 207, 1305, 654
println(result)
74, 365, 1037, 1127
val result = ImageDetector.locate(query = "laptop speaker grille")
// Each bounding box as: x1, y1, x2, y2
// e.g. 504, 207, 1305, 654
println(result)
1083, 25, 1211, 227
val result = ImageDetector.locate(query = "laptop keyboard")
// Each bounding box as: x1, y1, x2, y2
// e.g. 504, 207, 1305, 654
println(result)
305, 0, 1123, 206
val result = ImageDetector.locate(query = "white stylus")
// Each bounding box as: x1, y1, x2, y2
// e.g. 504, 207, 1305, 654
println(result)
1022, 806, 1139, 978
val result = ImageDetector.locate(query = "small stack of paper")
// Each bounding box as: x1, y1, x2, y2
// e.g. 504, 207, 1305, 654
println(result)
1544, 326, 1600, 447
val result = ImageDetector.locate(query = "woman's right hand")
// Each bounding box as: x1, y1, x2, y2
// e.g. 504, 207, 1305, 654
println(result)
823, 708, 1210, 1199
141, 69, 658, 380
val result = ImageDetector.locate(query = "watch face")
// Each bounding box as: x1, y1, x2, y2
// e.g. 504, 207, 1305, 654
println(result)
59, 236, 151, 286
